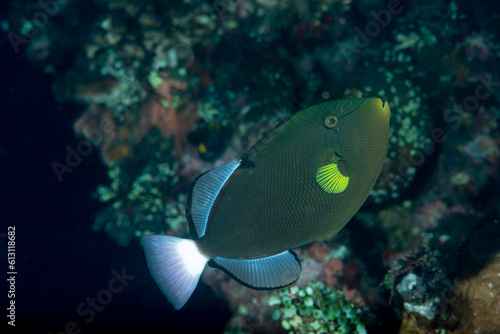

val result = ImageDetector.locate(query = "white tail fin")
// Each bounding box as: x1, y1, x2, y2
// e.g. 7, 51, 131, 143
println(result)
141, 235, 208, 310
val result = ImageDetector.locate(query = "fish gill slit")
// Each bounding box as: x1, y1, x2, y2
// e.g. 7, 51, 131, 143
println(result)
335, 128, 346, 159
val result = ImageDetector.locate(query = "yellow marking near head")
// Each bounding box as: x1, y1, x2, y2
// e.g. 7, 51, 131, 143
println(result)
315, 162, 349, 194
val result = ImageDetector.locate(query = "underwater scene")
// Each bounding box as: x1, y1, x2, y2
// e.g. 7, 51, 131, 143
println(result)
2, 0, 500, 333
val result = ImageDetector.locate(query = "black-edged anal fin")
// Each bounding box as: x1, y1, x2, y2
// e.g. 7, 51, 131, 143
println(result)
209, 250, 301, 289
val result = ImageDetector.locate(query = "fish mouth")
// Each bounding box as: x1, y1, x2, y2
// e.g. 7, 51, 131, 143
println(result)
380, 99, 391, 121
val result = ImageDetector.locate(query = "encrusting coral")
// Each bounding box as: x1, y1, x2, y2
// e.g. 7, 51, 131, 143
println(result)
268, 280, 368, 334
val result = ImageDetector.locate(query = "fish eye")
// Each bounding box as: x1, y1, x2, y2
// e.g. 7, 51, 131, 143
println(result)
324, 115, 338, 128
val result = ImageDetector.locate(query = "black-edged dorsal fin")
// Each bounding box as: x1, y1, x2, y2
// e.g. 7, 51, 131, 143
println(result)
186, 162, 241, 239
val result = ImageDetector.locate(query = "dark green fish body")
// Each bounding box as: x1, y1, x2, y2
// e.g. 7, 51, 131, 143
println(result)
197, 98, 390, 258
142, 98, 390, 309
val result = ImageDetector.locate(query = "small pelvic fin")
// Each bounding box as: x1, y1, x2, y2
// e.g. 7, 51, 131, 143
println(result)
209, 250, 301, 289
315, 162, 349, 194
186, 162, 241, 239
141, 235, 208, 310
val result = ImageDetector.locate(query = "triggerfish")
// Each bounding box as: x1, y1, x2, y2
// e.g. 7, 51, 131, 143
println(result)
142, 98, 390, 309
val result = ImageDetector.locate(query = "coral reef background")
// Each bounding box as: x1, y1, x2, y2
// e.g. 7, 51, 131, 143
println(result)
2, 0, 500, 333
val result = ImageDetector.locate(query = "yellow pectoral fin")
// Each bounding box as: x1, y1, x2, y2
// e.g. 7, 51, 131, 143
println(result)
315, 162, 349, 194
